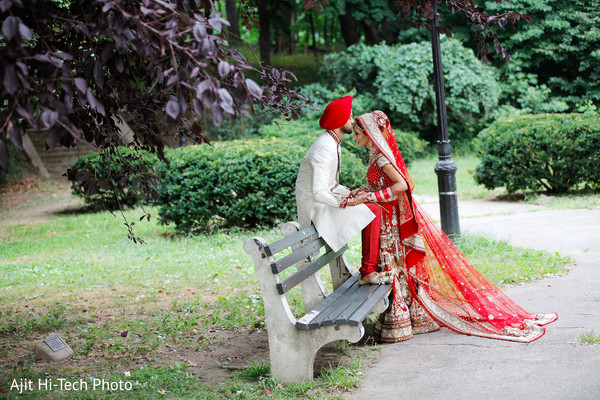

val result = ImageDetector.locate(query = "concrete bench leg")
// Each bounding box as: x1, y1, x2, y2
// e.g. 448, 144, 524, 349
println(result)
269, 324, 364, 383
245, 236, 365, 383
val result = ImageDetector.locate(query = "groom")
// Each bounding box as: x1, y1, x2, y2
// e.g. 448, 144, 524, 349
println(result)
295, 96, 382, 277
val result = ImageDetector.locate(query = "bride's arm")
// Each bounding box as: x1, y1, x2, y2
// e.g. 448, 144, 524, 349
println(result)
381, 164, 408, 195
365, 164, 408, 203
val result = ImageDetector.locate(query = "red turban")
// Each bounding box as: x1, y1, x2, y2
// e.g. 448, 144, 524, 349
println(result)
319, 96, 353, 130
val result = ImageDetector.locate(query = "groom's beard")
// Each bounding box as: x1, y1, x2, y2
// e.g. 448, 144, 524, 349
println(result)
340, 125, 353, 134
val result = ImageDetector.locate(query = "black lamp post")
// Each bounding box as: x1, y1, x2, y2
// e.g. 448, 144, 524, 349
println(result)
428, 4, 461, 240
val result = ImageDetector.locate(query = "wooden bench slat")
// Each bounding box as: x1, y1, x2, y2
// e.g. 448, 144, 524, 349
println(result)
320, 284, 387, 327
271, 237, 326, 274
300, 279, 391, 330
276, 244, 348, 295
265, 225, 318, 256
328, 284, 381, 326
295, 274, 359, 329
307, 278, 362, 329
346, 284, 391, 326
334, 284, 391, 326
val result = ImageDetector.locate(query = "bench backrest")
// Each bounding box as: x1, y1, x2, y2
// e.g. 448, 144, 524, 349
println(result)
263, 225, 348, 295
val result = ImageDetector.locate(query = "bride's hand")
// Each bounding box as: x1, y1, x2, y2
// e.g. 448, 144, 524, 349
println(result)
350, 187, 365, 196
350, 192, 369, 205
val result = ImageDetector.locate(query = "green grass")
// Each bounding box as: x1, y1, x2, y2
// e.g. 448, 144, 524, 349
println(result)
409, 154, 600, 210
579, 330, 600, 345
0, 361, 349, 400
408, 154, 506, 200
518, 191, 600, 210
0, 179, 578, 398
457, 232, 573, 286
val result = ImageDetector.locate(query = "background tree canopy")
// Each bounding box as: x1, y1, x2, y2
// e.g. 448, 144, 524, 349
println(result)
2, 0, 599, 231
0, 0, 310, 171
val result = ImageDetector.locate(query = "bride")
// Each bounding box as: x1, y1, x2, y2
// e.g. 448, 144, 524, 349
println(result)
349, 110, 557, 343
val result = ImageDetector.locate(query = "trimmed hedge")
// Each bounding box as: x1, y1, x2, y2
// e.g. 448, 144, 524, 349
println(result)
69, 147, 159, 210
258, 116, 427, 165
474, 113, 600, 193
156, 137, 367, 232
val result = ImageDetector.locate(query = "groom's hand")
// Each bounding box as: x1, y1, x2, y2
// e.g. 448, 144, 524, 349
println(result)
352, 192, 369, 205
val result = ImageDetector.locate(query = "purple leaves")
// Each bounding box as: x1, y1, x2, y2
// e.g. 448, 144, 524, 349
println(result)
2, 16, 18, 40
0, 0, 310, 189
74, 77, 87, 94
8, 125, 23, 149
41, 109, 59, 129
218, 61, 231, 77
166, 100, 181, 119
86, 90, 106, 116
3, 65, 18, 94
218, 88, 234, 114
245, 79, 263, 99
2, 16, 32, 41
193, 23, 207, 41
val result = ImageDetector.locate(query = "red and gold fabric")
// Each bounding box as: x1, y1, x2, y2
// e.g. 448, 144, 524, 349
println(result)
355, 111, 558, 343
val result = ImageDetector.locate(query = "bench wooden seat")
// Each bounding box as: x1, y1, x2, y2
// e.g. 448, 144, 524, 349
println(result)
244, 221, 391, 383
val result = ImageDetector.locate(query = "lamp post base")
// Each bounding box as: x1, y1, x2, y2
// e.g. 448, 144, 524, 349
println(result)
434, 157, 461, 241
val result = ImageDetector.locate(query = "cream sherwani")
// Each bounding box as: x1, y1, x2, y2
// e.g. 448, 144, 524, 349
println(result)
295, 131, 374, 251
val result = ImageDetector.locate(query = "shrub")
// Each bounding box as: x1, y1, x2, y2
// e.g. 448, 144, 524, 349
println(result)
0, 140, 23, 187
68, 147, 159, 210
155, 137, 367, 231
319, 40, 500, 144
259, 116, 427, 165
474, 113, 600, 193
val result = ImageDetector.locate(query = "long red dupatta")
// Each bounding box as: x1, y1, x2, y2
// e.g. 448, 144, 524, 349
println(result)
355, 111, 557, 342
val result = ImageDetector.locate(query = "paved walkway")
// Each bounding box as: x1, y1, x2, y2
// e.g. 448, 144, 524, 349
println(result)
346, 198, 600, 400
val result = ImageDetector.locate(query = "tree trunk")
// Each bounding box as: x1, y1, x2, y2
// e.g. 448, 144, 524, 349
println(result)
256, 0, 283, 64
360, 20, 380, 45
309, 11, 317, 55
256, 0, 273, 65
275, 3, 293, 54
224, 0, 240, 42
338, 6, 360, 47
323, 15, 328, 48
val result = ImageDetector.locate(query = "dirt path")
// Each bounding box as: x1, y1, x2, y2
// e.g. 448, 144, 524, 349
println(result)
0, 174, 83, 230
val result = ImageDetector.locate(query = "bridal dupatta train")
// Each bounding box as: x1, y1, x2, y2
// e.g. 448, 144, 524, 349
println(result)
354, 111, 558, 343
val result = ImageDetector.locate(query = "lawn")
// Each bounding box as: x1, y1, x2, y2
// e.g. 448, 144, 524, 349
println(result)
0, 155, 578, 399
409, 154, 600, 208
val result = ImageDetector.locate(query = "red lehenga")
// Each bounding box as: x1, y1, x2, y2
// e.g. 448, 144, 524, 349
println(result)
354, 111, 558, 343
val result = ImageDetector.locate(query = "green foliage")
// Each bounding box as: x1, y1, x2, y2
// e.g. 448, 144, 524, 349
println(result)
238, 361, 271, 380
474, 114, 600, 193
156, 138, 367, 231
490, 57, 569, 122
319, 40, 500, 144
299, 82, 379, 118
483, 0, 600, 104
320, 358, 362, 390
579, 330, 600, 345
266, 111, 427, 165
23, 304, 68, 333
69, 147, 159, 211
0, 140, 23, 186
201, 110, 274, 141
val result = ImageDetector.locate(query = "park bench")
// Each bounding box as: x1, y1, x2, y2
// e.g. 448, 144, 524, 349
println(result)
244, 221, 392, 383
